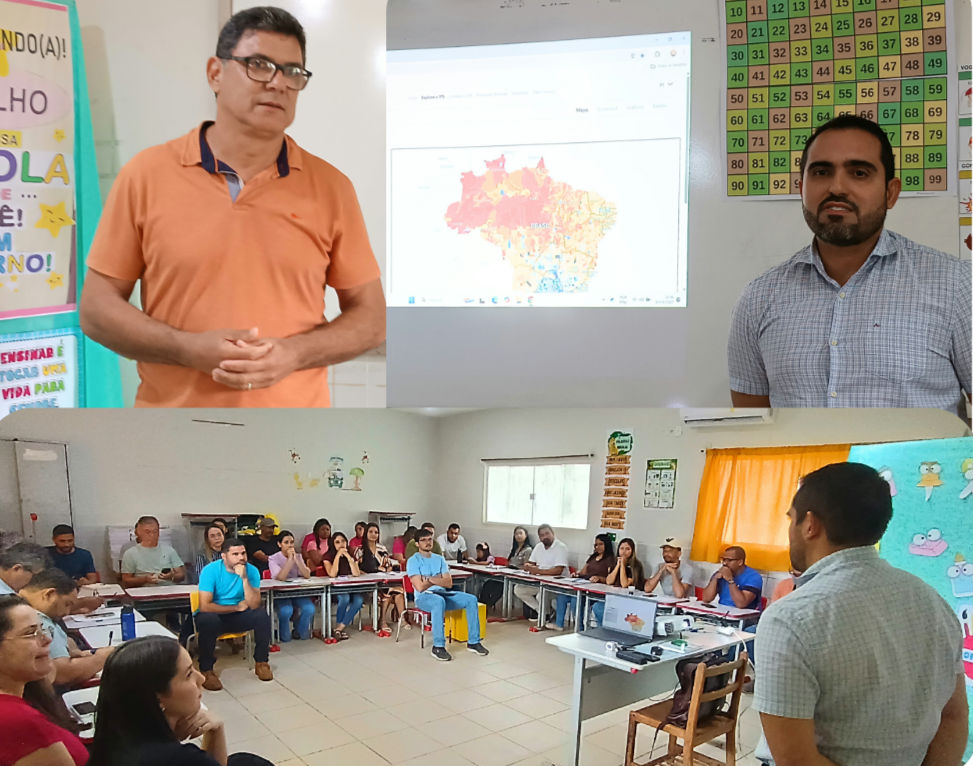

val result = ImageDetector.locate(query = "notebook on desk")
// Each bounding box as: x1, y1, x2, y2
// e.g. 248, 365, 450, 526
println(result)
580, 593, 658, 644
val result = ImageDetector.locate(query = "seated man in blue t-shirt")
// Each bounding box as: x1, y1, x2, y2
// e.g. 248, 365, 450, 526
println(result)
196, 537, 273, 690
47, 524, 98, 585
701, 544, 763, 668
701, 545, 764, 610
407, 528, 489, 661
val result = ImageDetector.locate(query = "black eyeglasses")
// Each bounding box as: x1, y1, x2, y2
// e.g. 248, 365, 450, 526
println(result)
222, 55, 312, 91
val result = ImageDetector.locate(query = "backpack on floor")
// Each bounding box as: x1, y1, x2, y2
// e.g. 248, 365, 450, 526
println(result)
664, 652, 729, 728
479, 580, 504, 609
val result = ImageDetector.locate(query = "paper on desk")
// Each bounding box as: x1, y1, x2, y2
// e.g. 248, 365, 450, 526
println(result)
78, 584, 124, 598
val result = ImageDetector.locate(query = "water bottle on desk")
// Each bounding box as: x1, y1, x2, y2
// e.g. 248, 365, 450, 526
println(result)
120, 601, 136, 642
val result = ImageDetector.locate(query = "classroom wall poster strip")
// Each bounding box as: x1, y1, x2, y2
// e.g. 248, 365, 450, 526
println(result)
722, 0, 954, 199
959, 65, 971, 253
644, 458, 678, 510
600, 430, 633, 530
0, 327, 80, 414
0, 0, 77, 319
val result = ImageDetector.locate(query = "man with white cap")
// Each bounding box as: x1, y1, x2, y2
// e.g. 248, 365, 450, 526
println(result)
644, 536, 694, 599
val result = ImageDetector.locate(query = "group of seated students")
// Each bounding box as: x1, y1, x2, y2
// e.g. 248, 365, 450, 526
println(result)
0, 541, 275, 766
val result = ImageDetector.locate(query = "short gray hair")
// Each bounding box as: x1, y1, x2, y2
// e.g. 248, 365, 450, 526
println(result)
0, 542, 50, 572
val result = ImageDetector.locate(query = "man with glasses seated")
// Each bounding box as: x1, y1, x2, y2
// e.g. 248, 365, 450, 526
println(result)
80, 6, 385, 407
702, 544, 764, 688
19, 568, 114, 688
701, 545, 763, 610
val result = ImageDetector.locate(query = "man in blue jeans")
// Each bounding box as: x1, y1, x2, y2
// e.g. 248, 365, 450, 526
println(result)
197, 537, 273, 690
407, 528, 489, 661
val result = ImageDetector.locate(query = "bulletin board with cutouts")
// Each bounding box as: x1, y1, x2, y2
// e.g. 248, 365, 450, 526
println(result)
722, 0, 954, 197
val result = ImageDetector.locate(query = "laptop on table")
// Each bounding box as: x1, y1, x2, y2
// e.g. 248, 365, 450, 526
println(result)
580, 593, 658, 645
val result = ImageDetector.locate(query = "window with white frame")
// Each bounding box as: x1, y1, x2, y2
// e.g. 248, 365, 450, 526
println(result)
482, 456, 592, 530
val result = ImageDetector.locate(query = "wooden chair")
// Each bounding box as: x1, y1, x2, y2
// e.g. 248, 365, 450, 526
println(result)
624, 651, 748, 766
188, 589, 254, 668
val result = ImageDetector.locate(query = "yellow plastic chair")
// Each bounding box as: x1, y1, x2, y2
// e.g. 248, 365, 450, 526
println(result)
189, 589, 254, 668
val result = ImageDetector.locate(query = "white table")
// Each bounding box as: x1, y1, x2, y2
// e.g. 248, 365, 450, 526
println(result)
64, 606, 147, 630
547, 626, 748, 766
79, 620, 176, 647
676, 600, 761, 629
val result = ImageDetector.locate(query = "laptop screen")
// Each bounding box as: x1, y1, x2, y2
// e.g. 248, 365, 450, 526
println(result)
602, 594, 658, 637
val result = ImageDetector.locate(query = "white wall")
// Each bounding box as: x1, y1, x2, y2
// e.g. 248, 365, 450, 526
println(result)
0, 408, 437, 575
430, 407, 971, 589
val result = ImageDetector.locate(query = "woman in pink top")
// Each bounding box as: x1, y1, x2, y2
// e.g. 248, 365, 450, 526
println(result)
348, 521, 366, 550
301, 518, 331, 571
0, 595, 89, 766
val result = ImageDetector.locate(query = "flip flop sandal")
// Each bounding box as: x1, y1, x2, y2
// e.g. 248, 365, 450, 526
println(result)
335, 629, 350, 641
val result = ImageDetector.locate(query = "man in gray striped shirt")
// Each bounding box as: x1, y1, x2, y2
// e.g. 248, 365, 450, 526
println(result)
729, 115, 971, 414
755, 462, 967, 766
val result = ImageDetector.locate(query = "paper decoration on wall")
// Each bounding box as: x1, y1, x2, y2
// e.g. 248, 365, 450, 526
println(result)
960, 605, 973, 686
327, 456, 344, 488
0, 0, 77, 319
644, 459, 678, 510
850, 435, 973, 759
289, 449, 301, 463
600, 430, 633, 530
949, 553, 973, 599
361, 451, 369, 464
960, 458, 973, 500
917, 460, 944, 501
347, 467, 364, 491
0, 328, 79, 415
909, 528, 947, 557
877, 466, 897, 496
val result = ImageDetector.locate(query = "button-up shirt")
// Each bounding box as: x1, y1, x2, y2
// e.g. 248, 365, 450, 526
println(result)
729, 229, 971, 410
754, 546, 962, 766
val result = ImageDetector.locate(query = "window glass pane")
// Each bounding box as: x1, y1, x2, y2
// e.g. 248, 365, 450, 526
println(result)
486, 465, 533, 524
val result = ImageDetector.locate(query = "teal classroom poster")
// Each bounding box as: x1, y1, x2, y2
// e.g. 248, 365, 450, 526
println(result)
0, 0, 121, 414
849, 436, 973, 760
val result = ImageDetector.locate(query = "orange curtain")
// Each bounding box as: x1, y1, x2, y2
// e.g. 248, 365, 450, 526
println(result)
691, 444, 851, 572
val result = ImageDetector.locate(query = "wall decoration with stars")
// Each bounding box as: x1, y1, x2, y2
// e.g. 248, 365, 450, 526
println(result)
722, 0, 956, 198
0, 0, 122, 410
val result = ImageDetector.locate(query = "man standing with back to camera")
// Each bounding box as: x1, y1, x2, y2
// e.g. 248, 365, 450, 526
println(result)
729, 115, 970, 413
80, 6, 385, 407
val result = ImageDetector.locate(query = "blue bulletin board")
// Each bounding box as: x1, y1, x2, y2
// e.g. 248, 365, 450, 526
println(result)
849, 436, 973, 761
0, 0, 121, 415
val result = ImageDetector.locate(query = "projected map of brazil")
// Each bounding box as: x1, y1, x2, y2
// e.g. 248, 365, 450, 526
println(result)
444, 155, 617, 294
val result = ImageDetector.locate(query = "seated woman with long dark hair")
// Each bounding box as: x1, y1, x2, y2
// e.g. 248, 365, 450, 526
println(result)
87, 635, 273, 766
0, 594, 88, 766
355, 522, 404, 637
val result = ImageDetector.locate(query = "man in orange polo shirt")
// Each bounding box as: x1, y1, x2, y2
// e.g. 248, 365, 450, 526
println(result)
80, 6, 385, 407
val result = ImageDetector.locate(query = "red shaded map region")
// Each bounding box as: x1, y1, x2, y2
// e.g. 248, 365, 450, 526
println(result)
445, 155, 617, 294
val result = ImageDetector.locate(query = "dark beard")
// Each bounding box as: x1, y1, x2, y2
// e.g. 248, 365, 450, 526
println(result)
802, 202, 886, 247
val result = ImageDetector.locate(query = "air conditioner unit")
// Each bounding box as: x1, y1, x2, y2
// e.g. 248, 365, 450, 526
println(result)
679, 408, 774, 427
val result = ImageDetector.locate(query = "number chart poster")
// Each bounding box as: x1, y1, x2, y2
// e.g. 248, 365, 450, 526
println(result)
723, 0, 954, 198
0, 0, 76, 319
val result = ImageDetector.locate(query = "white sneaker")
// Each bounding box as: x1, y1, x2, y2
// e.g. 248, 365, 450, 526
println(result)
544, 622, 563, 631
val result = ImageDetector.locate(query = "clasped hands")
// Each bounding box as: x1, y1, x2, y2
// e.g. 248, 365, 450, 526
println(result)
185, 327, 301, 392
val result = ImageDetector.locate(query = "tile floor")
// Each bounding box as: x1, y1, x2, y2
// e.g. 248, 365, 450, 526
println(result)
203, 621, 766, 766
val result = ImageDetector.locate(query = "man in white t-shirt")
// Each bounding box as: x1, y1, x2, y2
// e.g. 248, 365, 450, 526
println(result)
644, 536, 695, 599
513, 524, 569, 616
437, 523, 468, 562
